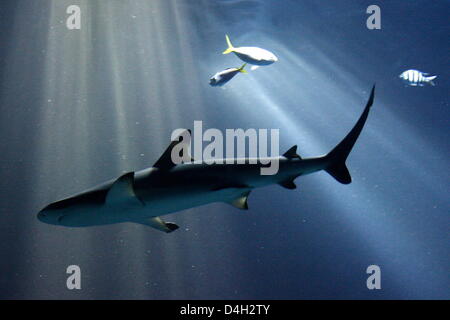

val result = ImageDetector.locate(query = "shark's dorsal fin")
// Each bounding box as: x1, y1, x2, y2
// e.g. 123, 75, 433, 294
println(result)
279, 179, 297, 190
153, 130, 192, 170
228, 190, 251, 210
283, 145, 302, 159
134, 217, 179, 233
105, 172, 143, 207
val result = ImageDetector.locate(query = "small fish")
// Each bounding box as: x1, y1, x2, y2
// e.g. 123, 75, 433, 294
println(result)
222, 35, 278, 66
209, 63, 247, 86
399, 69, 437, 86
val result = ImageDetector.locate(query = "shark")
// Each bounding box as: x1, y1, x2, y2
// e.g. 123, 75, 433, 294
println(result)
37, 86, 375, 233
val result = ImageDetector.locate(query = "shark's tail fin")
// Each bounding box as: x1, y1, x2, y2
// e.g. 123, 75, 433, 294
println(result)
223, 34, 235, 54
325, 85, 375, 184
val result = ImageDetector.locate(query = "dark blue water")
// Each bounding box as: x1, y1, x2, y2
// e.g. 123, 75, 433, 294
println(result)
0, 0, 448, 299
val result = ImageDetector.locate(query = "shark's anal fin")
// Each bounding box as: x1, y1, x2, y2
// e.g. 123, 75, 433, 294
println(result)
213, 184, 251, 210
279, 179, 297, 189
134, 217, 179, 233
105, 172, 143, 208
283, 145, 302, 159
228, 190, 251, 210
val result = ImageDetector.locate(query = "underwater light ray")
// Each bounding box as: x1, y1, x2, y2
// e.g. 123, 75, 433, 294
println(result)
132, 4, 165, 138
87, 0, 215, 298
124, 0, 189, 298
72, 0, 93, 181
268, 91, 449, 297
268, 33, 449, 200
126, 0, 168, 298
233, 34, 447, 200
207, 39, 369, 158
203, 30, 446, 297
145, 0, 197, 297
165, 0, 266, 297
163, 0, 255, 298
27, 1, 71, 293
0, 0, 447, 300
87, 1, 189, 297
0, 0, 58, 298
102, 2, 131, 167
91, 2, 140, 297
171, 0, 209, 120
147, 1, 180, 130
17, 0, 98, 298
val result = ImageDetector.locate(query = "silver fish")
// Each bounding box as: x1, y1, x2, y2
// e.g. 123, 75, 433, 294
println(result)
223, 35, 278, 66
399, 69, 437, 86
209, 63, 247, 87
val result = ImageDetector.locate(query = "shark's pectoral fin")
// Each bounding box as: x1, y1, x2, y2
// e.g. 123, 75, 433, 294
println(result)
105, 172, 144, 208
134, 217, 179, 233
227, 190, 251, 210
279, 179, 297, 189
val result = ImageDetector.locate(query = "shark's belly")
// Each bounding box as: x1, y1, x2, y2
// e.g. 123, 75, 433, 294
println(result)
133, 186, 251, 219
57, 204, 127, 227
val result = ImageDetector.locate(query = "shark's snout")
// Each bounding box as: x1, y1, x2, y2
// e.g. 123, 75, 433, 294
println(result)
37, 203, 65, 225
37, 210, 46, 221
